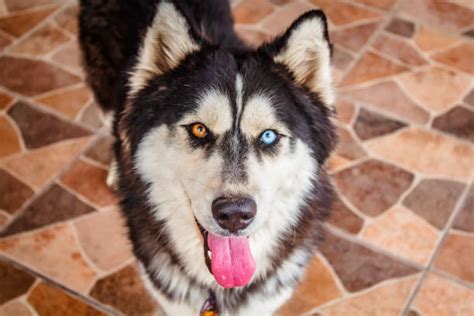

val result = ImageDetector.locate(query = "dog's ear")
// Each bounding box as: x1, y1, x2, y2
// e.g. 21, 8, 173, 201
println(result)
260, 11, 334, 108
129, 0, 202, 95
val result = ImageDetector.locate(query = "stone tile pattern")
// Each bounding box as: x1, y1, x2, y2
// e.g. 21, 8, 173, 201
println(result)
0, 0, 473, 315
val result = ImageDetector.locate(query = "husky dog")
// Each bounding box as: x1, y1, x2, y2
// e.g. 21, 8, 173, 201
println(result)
79, 0, 336, 314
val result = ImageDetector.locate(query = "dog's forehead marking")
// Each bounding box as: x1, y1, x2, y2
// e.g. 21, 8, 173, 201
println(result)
235, 74, 243, 122
240, 94, 289, 137
182, 89, 233, 134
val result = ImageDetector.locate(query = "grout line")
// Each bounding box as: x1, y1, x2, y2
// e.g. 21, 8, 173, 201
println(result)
325, 224, 424, 271
315, 252, 349, 296
400, 182, 472, 315
2, 111, 27, 152
430, 268, 474, 290
0, 253, 117, 315
336, 3, 397, 87
0, 4, 66, 58
305, 273, 422, 315
69, 222, 107, 281
0, 134, 101, 234
81, 156, 110, 171
55, 180, 108, 212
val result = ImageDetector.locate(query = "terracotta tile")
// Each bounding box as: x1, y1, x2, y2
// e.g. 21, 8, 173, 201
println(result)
51, 39, 82, 74
366, 127, 474, 181
432, 106, 474, 142
332, 46, 353, 71
0, 169, 33, 215
0, 115, 21, 158
345, 81, 430, 124
0, 211, 8, 229
0, 31, 11, 51
60, 159, 118, 207
0, 224, 97, 293
1, 184, 95, 237
414, 25, 460, 52
327, 194, 364, 234
0, 0, 7, 17
4, 137, 91, 190
9, 22, 69, 56
232, 0, 273, 24
453, 185, 474, 233
335, 126, 366, 161
319, 230, 419, 292
0, 259, 35, 304
0, 6, 57, 37
335, 99, 355, 124
0, 91, 13, 110
5, 0, 60, 12
74, 208, 133, 272
354, 107, 406, 141
362, 206, 439, 265
464, 89, 474, 108
311, 0, 381, 26
326, 153, 351, 173
385, 18, 415, 38
276, 255, 342, 315
331, 22, 379, 53
35, 85, 92, 119
269, 0, 290, 5
235, 25, 271, 47
403, 179, 465, 230
0, 57, 81, 96
28, 282, 106, 316
434, 232, 474, 284
78, 102, 103, 130
407, 309, 420, 316
321, 276, 418, 316
0, 300, 33, 316
8, 101, 90, 150
372, 35, 428, 67
90, 264, 158, 315
398, 67, 471, 113
333, 159, 414, 217
353, 0, 396, 11
54, 5, 78, 35
341, 52, 409, 87
432, 42, 474, 75
449, 0, 474, 11
260, 1, 314, 36
398, 0, 474, 32
84, 135, 114, 166
463, 29, 474, 38
414, 273, 474, 315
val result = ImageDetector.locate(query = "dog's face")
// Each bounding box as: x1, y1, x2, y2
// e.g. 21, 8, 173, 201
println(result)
119, 2, 335, 289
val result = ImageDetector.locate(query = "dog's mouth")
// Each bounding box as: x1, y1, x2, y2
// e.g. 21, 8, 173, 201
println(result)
195, 218, 256, 288
196, 221, 213, 274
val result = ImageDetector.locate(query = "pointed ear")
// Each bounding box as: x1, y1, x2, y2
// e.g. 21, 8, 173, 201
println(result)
129, 0, 202, 95
261, 11, 334, 108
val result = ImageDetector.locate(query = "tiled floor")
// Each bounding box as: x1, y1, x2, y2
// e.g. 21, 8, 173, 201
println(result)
0, 0, 473, 315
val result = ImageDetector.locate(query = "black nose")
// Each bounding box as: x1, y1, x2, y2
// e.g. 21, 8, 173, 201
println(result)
212, 197, 257, 233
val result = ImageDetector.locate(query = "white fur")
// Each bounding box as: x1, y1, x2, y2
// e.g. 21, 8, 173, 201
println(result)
128, 1, 200, 96
274, 17, 334, 108
106, 158, 118, 189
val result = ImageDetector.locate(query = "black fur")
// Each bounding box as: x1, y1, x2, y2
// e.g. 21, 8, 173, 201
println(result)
79, 0, 336, 313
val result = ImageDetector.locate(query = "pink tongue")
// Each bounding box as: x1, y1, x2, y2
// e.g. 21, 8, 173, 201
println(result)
207, 233, 255, 288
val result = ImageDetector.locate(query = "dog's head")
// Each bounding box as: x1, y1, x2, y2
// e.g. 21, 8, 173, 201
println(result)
118, 1, 336, 289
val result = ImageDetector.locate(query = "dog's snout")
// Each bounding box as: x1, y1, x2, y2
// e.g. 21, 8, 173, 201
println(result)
212, 197, 256, 233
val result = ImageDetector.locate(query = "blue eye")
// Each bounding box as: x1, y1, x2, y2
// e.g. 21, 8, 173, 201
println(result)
260, 129, 278, 146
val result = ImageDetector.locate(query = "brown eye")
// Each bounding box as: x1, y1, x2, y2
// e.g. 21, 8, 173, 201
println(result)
191, 123, 208, 138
